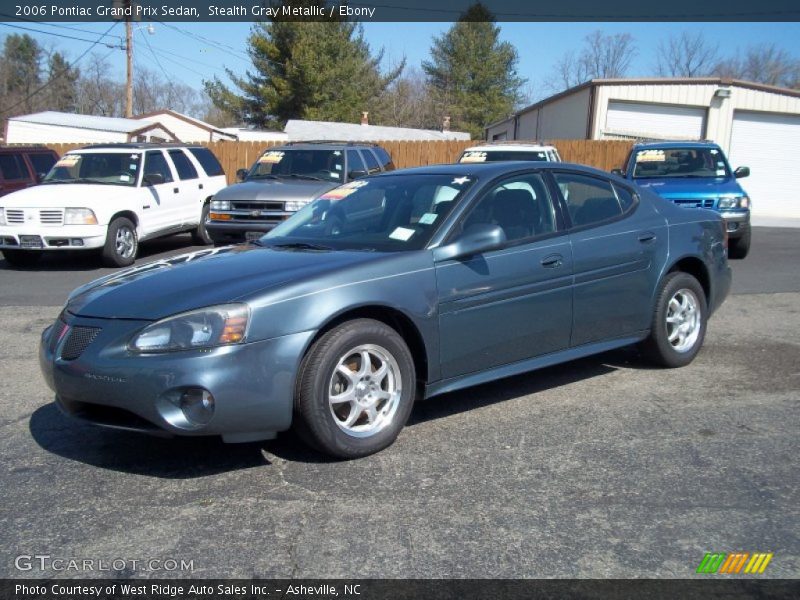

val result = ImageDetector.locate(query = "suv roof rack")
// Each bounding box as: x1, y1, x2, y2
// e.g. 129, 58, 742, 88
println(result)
281, 140, 380, 147
82, 142, 200, 150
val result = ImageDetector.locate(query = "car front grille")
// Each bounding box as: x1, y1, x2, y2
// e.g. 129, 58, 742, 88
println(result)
2, 208, 65, 225
39, 209, 64, 225
5, 209, 24, 223
231, 201, 285, 211
61, 326, 101, 360
673, 198, 715, 209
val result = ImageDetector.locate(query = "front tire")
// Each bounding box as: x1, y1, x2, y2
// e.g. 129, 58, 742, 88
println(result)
728, 227, 751, 259
2, 249, 42, 268
294, 319, 416, 459
191, 203, 213, 246
102, 217, 138, 267
640, 272, 707, 368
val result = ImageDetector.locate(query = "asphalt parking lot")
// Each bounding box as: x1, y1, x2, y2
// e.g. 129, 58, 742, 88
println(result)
0, 227, 798, 578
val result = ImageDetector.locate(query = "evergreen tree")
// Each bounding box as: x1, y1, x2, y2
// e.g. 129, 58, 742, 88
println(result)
204, 1, 403, 128
1, 34, 43, 114
422, 3, 523, 138
45, 52, 79, 112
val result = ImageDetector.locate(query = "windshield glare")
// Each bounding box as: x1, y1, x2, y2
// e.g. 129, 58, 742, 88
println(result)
260, 174, 475, 252
632, 147, 730, 179
43, 153, 140, 186
248, 149, 345, 182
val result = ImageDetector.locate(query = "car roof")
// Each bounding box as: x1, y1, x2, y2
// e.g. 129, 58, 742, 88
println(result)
274, 141, 383, 150
78, 143, 204, 151
370, 161, 610, 179
633, 141, 721, 150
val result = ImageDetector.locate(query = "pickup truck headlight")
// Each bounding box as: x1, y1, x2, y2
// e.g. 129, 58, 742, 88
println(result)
64, 208, 98, 225
0, 208, 5, 226
210, 200, 231, 211
285, 200, 309, 212
718, 196, 750, 209
130, 304, 250, 353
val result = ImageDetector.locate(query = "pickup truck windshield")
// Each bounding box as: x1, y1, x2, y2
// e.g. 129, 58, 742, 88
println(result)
460, 150, 550, 163
42, 153, 140, 186
248, 149, 346, 183
632, 147, 731, 179
260, 174, 475, 252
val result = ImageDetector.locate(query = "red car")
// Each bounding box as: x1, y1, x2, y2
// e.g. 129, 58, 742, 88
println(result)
0, 146, 59, 197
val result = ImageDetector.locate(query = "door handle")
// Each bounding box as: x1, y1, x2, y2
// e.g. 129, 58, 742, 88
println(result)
540, 253, 563, 268
198, 183, 204, 190
173, 187, 179, 194
638, 231, 656, 243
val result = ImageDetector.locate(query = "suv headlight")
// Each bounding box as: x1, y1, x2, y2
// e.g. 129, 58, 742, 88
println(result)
0, 208, 5, 226
210, 200, 231, 211
130, 304, 250, 353
64, 208, 98, 225
718, 196, 750, 209
285, 200, 309, 212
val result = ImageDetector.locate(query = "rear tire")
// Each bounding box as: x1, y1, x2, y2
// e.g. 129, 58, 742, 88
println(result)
640, 272, 707, 368
191, 203, 213, 246
2, 249, 42, 268
728, 227, 751, 259
294, 319, 416, 459
102, 217, 137, 268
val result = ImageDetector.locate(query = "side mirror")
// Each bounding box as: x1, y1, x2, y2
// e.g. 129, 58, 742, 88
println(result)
433, 224, 506, 262
143, 173, 164, 186
610, 168, 624, 176
734, 166, 750, 179
348, 169, 367, 180
36, 172, 47, 183
236, 168, 248, 182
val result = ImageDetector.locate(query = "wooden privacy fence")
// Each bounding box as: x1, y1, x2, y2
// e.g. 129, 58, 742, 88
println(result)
43, 139, 633, 184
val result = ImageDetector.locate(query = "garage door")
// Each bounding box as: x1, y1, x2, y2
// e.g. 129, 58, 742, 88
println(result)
604, 102, 706, 140
729, 111, 800, 219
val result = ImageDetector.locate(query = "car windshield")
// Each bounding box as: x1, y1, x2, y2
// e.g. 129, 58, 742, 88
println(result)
632, 147, 730, 179
460, 150, 550, 163
259, 173, 475, 252
247, 149, 345, 182
42, 153, 140, 186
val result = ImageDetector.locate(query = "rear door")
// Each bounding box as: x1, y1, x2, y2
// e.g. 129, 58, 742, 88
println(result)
0, 153, 34, 196
168, 148, 202, 225
435, 171, 573, 379
552, 171, 667, 346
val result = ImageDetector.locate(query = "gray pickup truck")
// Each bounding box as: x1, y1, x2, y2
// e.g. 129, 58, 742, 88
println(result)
205, 141, 394, 245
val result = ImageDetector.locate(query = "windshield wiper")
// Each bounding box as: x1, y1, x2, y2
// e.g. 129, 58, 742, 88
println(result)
269, 242, 334, 251
248, 174, 279, 180
286, 174, 326, 181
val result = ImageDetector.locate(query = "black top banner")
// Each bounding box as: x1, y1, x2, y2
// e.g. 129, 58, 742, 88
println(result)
2, 0, 800, 22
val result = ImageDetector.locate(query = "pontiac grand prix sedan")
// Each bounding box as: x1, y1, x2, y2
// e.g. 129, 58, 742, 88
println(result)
40, 162, 731, 458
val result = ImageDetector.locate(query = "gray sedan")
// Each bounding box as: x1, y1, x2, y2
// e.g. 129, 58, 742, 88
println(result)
39, 162, 731, 458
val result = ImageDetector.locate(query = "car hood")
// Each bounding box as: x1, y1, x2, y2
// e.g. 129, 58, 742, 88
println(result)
0, 183, 136, 207
66, 245, 387, 320
213, 178, 338, 202
633, 176, 746, 199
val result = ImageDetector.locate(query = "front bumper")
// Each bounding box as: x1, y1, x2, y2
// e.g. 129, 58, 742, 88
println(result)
0, 224, 107, 250
39, 313, 315, 442
718, 210, 750, 239
205, 219, 280, 244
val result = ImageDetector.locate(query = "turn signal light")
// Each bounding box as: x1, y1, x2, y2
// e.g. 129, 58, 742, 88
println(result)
209, 212, 232, 221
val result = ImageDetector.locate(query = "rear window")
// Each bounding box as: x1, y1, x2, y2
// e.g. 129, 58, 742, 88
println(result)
373, 146, 394, 171
0, 154, 27, 180
28, 152, 57, 176
169, 150, 198, 180
362, 149, 382, 174
188, 147, 224, 177
460, 150, 551, 163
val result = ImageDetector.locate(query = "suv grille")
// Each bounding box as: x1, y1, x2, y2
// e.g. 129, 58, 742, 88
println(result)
231, 201, 284, 211
39, 209, 64, 225
673, 199, 715, 209
61, 326, 101, 360
5, 209, 24, 223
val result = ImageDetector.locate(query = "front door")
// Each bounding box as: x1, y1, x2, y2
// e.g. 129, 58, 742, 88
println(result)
435, 172, 573, 379
140, 150, 178, 235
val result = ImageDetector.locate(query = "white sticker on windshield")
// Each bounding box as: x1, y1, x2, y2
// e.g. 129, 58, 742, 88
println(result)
419, 213, 437, 225
334, 151, 341, 156
119, 174, 131, 182
55, 155, 79, 168
331, 172, 340, 179
716, 169, 726, 176
129, 163, 137, 170
710, 149, 719, 155
389, 227, 415, 241
334, 164, 342, 170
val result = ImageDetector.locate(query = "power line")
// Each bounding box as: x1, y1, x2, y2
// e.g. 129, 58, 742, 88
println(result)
0, 22, 123, 49
137, 27, 180, 98
0, 22, 120, 115
0, 13, 126, 41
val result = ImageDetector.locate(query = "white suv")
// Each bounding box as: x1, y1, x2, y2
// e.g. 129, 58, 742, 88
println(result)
0, 143, 227, 267
458, 143, 562, 164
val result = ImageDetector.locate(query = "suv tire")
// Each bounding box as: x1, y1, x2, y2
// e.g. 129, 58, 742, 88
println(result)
191, 203, 213, 246
102, 217, 138, 268
728, 227, 751, 259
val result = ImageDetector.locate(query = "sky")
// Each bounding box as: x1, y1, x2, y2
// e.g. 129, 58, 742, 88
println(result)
2, 20, 800, 103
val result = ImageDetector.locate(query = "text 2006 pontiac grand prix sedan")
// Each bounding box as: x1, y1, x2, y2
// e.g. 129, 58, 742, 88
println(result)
40, 162, 731, 458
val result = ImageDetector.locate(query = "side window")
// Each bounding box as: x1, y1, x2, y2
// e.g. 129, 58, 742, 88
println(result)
28, 153, 57, 177
362, 149, 381, 174
143, 151, 174, 183
169, 150, 198, 180
0, 154, 26, 180
554, 173, 622, 227
459, 173, 557, 243
346, 150, 366, 179
373, 146, 394, 170
187, 147, 224, 177
613, 184, 636, 212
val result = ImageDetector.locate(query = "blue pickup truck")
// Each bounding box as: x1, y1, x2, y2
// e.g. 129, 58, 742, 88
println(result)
614, 141, 751, 258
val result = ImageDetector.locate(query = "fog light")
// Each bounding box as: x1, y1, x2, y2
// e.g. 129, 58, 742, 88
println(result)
70, 238, 84, 246
179, 388, 215, 425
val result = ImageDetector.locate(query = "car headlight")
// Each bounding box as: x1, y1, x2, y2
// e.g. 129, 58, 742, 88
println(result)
285, 200, 309, 212
130, 304, 250, 353
0, 208, 5, 226
210, 200, 231, 211
718, 196, 749, 209
64, 208, 98, 225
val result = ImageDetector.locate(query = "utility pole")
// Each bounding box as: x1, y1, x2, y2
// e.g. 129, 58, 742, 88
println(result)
125, 1, 133, 117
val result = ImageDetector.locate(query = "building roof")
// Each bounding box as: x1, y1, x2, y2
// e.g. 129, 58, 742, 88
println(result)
284, 119, 471, 142
9, 111, 159, 133
134, 109, 237, 140
486, 77, 800, 131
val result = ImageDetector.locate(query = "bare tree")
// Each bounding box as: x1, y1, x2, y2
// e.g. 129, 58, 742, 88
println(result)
656, 32, 719, 77
546, 31, 637, 91
372, 66, 440, 129
714, 44, 800, 89
75, 53, 125, 117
